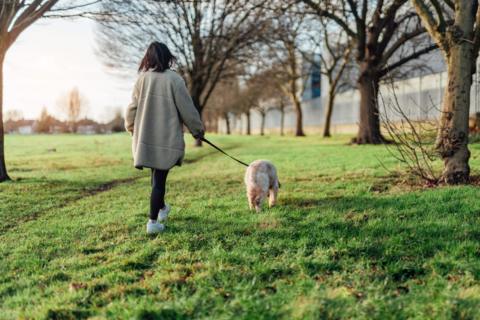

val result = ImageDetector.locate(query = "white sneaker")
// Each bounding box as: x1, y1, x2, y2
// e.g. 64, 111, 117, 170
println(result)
146, 220, 165, 234
158, 204, 171, 222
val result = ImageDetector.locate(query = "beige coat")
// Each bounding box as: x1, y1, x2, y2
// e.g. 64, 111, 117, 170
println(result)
125, 70, 204, 170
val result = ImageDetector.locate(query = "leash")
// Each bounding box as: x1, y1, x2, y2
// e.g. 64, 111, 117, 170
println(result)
201, 137, 249, 167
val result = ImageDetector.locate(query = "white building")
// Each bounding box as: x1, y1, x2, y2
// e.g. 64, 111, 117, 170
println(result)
218, 51, 480, 135
17, 125, 34, 135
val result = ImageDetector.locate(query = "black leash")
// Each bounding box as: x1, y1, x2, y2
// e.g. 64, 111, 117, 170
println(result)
201, 137, 249, 167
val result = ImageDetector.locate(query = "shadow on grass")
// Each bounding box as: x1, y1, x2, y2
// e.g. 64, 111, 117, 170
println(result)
135, 308, 189, 320
3, 189, 480, 319
0, 176, 145, 235
171, 192, 480, 285
44, 308, 92, 320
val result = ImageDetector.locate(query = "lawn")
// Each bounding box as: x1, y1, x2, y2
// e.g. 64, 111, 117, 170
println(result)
1, 134, 480, 319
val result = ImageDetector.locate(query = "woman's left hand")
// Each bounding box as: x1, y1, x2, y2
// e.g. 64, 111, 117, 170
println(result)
193, 131, 205, 140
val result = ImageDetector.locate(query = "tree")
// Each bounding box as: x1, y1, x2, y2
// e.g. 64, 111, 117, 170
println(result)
97, 0, 269, 145
276, 96, 288, 136
411, 0, 480, 184
107, 107, 125, 133
264, 10, 312, 136
317, 19, 353, 137
208, 79, 242, 135
242, 78, 264, 135
0, 1, 59, 181
250, 62, 291, 136
251, 97, 273, 136
242, 104, 252, 136
0, 0, 98, 182
235, 77, 255, 136
254, 93, 283, 137
36, 107, 56, 134
242, 69, 281, 135
230, 96, 253, 135
300, 0, 438, 144
57, 87, 88, 133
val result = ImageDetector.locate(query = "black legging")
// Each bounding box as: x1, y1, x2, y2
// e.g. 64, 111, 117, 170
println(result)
150, 169, 169, 220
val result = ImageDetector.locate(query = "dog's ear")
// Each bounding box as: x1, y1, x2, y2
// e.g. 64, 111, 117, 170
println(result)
278, 181, 282, 188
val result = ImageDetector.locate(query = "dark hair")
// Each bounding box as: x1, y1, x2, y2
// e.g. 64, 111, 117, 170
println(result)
138, 42, 176, 73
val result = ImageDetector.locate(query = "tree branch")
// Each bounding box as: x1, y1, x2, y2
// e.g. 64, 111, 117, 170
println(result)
411, 0, 449, 52
301, 0, 357, 38
379, 44, 438, 77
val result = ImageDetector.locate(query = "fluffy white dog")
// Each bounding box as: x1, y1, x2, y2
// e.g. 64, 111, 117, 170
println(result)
244, 160, 279, 212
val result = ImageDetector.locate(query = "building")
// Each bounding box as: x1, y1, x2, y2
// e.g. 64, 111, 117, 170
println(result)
218, 50, 480, 135
76, 118, 106, 134
4, 119, 35, 134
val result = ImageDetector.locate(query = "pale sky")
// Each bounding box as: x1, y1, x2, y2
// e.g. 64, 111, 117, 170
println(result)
4, 18, 134, 122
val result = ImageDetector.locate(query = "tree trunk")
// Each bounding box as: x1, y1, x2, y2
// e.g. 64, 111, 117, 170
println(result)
70, 121, 78, 134
260, 113, 266, 136
323, 87, 335, 138
214, 115, 219, 134
280, 107, 285, 136
292, 95, 305, 137
355, 69, 385, 144
436, 44, 474, 184
0, 52, 10, 182
224, 113, 231, 135
246, 110, 251, 135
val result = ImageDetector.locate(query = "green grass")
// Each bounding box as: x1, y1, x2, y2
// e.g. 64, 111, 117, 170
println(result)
1, 133, 480, 319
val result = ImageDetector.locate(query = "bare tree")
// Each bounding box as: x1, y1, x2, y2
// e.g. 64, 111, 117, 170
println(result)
264, 10, 313, 136
270, 95, 289, 136
300, 0, 438, 144
97, 0, 269, 145
36, 107, 57, 134
410, 0, 480, 184
0, 1, 60, 181
0, 0, 99, 182
255, 88, 288, 137
259, 108, 267, 135
317, 19, 353, 138
242, 77, 264, 135
57, 87, 88, 133
241, 68, 282, 135
240, 103, 252, 136
229, 95, 253, 136
379, 81, 441, 184
255, 101, 274, 136
208, 79, 242, 135
107, 107, 125, 133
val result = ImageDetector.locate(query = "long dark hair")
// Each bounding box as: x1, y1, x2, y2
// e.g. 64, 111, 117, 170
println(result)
138, 42, 176, 73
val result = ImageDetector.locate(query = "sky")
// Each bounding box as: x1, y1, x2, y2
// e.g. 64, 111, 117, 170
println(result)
4, 18, 134, 122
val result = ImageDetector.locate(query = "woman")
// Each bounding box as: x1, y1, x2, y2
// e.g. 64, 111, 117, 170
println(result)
125, 42, 204, 234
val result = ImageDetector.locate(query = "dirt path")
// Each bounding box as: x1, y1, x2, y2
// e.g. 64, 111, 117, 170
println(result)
0, 176, 144, 235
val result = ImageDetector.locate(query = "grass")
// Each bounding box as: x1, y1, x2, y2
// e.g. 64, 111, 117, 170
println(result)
1, 133, 480, 319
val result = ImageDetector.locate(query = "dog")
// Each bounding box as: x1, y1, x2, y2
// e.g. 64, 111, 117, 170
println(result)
244, 160, 279, 212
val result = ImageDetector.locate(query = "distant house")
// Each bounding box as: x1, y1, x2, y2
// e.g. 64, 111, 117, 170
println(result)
76, 118, 106, 134
18, 125, 33, 134
5, 119, 35, 134
6, 117, 112, 135
51, 121, 69, 134
77, 125, 96, 134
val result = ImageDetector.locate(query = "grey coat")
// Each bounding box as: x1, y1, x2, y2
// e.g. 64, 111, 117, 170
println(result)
125, 70, 204, 170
